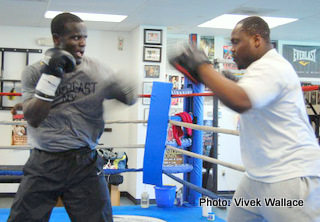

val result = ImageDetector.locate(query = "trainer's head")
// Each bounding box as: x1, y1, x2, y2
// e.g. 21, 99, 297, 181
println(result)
230, 16, 272, 70
51, 12, 87, 65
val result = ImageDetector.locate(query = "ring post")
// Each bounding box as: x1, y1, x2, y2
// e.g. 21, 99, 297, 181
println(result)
188, 81, 204, 206
143, 82, 172, 186
183, 33, 204, 206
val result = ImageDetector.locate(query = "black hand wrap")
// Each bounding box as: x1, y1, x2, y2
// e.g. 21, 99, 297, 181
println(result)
169, 46, 211, 84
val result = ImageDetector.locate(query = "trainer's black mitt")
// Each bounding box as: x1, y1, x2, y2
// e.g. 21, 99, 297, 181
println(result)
169, 46, 211, 84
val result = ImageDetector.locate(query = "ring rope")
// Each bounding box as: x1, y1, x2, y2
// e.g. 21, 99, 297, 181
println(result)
166, 145, 245, 172
164, 172, 222, 200
0, 121, 27, 125
0, 93, 22, 96
1, 85, 317, 98
0, 144, 145, 150
1, 119, 239, 138
169, 120, 240, 136
0, 120, 148, 126
139, 93, 215, 98
105, 120, 148, 124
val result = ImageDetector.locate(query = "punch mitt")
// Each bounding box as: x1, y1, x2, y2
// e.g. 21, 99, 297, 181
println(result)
169, 46, 211, 84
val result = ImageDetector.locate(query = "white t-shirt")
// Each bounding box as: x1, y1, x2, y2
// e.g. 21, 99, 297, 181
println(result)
237, 49, 320, 183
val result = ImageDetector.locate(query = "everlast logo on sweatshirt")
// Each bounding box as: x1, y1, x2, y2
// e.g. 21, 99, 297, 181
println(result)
56, 82, 98, 102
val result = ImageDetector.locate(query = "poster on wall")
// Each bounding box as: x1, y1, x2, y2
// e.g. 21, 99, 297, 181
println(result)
144, 65, 160, 78
223, 46, 237, 70
167, 74, 180, 106
12, 114, 27, 145
200, 36, 214, 63
164, 124, 183, 166
283, 45, 320, 78
163, 149, 183, 166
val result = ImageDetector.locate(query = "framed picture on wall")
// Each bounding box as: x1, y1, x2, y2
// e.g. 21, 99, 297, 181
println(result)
144, 29, 162, 45
143, 46, 162, 62
167, 74, 180, 90
144, 65, 160, 78
142, 82, 153, 105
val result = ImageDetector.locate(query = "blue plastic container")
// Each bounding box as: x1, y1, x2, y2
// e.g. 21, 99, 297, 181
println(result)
154, 185, 177, 208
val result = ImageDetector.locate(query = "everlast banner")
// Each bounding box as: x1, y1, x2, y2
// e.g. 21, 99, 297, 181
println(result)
283, 45, 320, 78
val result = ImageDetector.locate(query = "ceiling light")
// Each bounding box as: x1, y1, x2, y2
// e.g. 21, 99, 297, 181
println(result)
198, 14, 298, 29
44, 11, 127, 22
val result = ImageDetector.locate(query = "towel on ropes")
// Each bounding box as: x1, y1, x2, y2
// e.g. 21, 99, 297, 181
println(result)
172, 112, 193, 146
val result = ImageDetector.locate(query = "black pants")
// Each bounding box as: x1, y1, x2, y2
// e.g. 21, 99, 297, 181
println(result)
7, 148, 113, 222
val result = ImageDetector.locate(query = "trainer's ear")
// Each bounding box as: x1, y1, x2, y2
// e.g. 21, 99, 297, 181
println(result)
253, 34, 261, 48
52, 33, 60, 47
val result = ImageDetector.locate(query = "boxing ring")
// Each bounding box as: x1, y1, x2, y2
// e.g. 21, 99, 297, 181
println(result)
0, 83, 318, 222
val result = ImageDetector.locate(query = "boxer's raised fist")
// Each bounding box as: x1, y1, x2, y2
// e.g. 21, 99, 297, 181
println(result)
35, 48, 76, 102
40, 48, 76, 77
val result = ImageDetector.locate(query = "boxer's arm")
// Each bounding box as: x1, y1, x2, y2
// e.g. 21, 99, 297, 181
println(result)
23, 98, 51, 128
22, 48, 75, 128
198, 63, 252, 113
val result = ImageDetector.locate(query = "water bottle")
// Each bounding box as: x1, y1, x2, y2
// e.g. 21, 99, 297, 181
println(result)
202, 197, 212, 217
176, 188, 183, 207
141, 186, 149, 208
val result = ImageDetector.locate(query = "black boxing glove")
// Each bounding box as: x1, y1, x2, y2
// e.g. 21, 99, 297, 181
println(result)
169, 46, 211, 84
35, 48, 76, 102
221, 70, 239, 82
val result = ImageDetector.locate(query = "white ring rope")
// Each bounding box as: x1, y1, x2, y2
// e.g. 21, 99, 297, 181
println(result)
1, 120, 239, 137
1, 145, 244, 172
0, 121, 27, 125
0, 120, 148, 126
0, 144, 145, 150
105, 120, 148, 124
98, 144, 145, 149
1, 117, 242, 172
169, 120, 240, 136
166, 145, 245, 172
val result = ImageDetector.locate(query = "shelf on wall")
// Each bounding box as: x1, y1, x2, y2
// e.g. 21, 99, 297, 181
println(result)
0, 48, 42, 53
0, 47, 42, 109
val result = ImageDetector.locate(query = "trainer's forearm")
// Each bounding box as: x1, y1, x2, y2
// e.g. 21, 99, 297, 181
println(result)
23, 98, 52, 128
198, 63, 252, 113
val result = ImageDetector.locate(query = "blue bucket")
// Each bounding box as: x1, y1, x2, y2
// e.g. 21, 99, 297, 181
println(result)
154, 185, 176, 208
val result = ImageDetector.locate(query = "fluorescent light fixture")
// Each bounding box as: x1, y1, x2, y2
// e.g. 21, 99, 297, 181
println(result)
198, 14, 298, 29
45, 11, 127, 22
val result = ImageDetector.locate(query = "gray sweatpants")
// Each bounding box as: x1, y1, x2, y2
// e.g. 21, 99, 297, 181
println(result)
7, 148, 113, 222
227, 176, 320, 222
